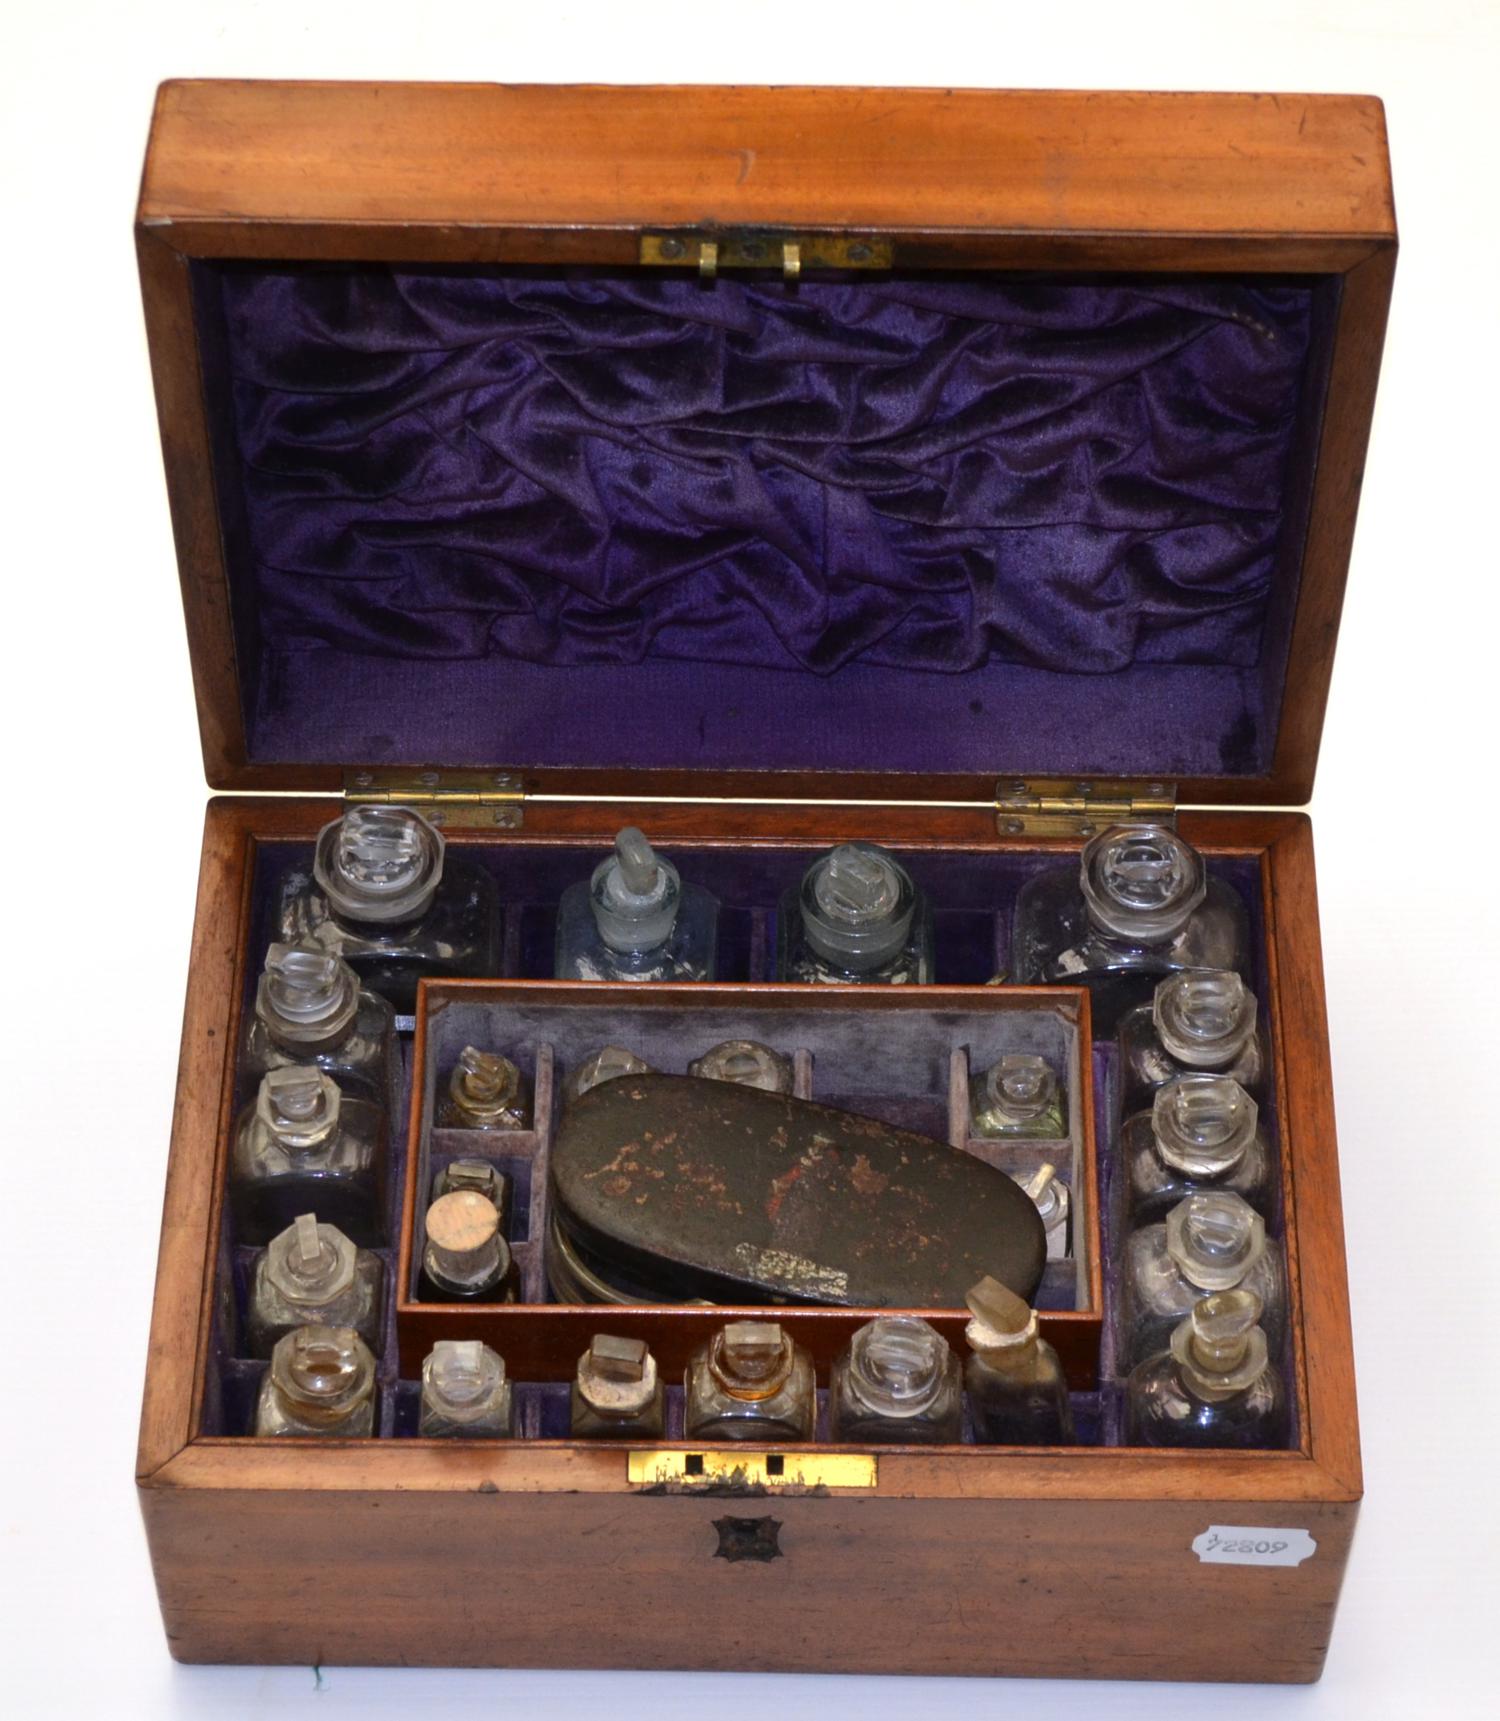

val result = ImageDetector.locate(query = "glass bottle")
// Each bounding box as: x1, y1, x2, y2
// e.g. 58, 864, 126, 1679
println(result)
430, 1158, 512, 1235
963, 1275, 1075, 1445
554, 827, 719, 982
684, 1321, 817, 1443
1118, 969, 1264, 1112
563, 1044, 655, 1105
275, 804, 500, 1012
419, 1339, 514, 1437
570, 1334, 666, 1438
776, 843, 933, 984
970, 1054, 1066, 1139
1022, 1164, 1073, 1261
242, 942, 398, 1110
688, 1039, 794, 1094
1010, 824, 1250, 1034
1124, 1289, 1288, 1449
829, 1316, 963, 1444
245, 1212, 385, 1359
1123, 1192, 1286, 1368
254, 1323, 377, 1437
230, 1066, 387, 1246
1121, 1073, 1272, 1223
420, 1190, 519, 1302
437, 1045, 531, 1130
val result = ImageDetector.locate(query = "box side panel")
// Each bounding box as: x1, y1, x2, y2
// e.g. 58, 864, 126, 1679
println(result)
140, 1483, 1355, 1681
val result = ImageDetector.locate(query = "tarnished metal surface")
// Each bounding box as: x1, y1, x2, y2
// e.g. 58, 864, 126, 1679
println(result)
552, 1075, 1045, 1306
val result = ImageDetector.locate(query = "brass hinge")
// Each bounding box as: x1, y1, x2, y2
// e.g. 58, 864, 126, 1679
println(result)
640, 230, 893, 280
995, 777, 1177, 838
343, 768, 525, 830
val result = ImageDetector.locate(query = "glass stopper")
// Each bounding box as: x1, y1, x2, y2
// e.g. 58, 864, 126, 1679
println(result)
1154, 970, 1257, 1066
985, 1054, 1057, 1122
589, 828, 682, 954
257, 942, 360, 1044
425, 1339, 506, 1411
710, 1321, 793, 1398
577, 1334, 657, 1415
1171, 1289, 1268, 1394
266, 1213, 356, 1304
1165, 1192, 1265, 1289
847, 1317, 949, 1416
1152, 1074, 1257, 1176
258, 1065, 340, 1144
272, 1323, 373, 1417
313, 804, 445, 925
800, 843, 916, 971
1079, 824, 1206, 942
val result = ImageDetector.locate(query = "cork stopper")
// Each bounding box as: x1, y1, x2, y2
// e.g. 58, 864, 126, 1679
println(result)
577, 1334, 658, 1416
963, 1275, 1039, 1358
1170, 1289, 1269, 1397
709, 1321, 794, 1400
424, 1190, 507, 1293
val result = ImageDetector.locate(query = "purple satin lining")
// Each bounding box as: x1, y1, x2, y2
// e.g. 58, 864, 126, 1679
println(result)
194, 265, 1323, 778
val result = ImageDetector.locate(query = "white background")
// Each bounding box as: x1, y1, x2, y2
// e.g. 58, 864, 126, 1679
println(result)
2, 2, 1497, 1716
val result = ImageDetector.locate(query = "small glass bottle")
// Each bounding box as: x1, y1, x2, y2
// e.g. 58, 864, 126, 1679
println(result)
1118, 969, 1264, 1112
776, 843, 934, 985
245, 1213, 385, 1359
242, 942, 397, 1110
1011, 824, 1251, 1035
437, 1045, 530, 1130
420, 1190, 519, 1302
230, 1066, 387, 1246
688, 1039, 794, 1094
963, 1275, 1075, 1445
1124, 1289, 1288, 1449
275, 804, 500, 1012
554, 827, 719, 982
1023, 1164, 1073, 1261
684, 1321, 817, 1443
563, 1044, 654, 1105
1121, 1073, 1272, 1224
829, 1317, 963, 1444
430, 1158, 512, 1235
570, 1334, 666, 1439
419, 1339, 514, 1437
970, 1054, 1066, 1139
254, 1323, 377, 1437
1123, 1191, 1286, 1367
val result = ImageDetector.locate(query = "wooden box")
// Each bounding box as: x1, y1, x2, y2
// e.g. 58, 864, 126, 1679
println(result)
135, 81, 1394, 1682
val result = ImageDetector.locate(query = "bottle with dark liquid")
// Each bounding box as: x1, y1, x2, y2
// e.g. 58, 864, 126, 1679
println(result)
1011, 825, 1250, 1034
275, 804, 500, 1012
1125, 1289, 1288, 1449
963, 1276, 1075, 1445
242, 941, 397, 1110
419, 1190, 519, 1302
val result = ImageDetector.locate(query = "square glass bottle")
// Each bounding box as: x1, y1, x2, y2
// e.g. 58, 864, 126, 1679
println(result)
776, 843, 933, 984
241, 941, 398, 1111
962, 1277, 1075, 1445
230, 1066, 387, 1246
970, 1053, 1066, 1139
245, 1213, 385, 1358
829, 1317, 963, 1444
1124, 1290, 1288, 1449
684, 1322, 816, 1443
275, 804, 501, 1012
1011, 825, 1250, 1034
419, 1340, 514, 1437
436, 1045, 531, 1130
554, 827, 718, 981
570, 1335, 666, 1439
254, 1324, 378, 1437
1120, 1074, 1272, 1224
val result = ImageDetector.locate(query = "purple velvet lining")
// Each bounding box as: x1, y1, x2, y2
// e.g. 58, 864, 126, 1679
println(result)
192, 265, 1329, 781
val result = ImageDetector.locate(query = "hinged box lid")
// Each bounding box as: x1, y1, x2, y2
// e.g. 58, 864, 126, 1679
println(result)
137, 81, 1395, 808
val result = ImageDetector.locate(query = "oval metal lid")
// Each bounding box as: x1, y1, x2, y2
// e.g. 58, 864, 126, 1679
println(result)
551, 1074, 1046, 1307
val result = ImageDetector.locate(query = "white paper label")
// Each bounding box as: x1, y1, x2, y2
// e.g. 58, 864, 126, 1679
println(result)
1192, 1526, 1317, 1567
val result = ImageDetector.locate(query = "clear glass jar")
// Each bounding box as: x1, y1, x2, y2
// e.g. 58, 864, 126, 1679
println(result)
245, 1213, 385, 1358
254, 1324, 377, 1437
562, 1045, 655, 1105
1117, 969, 1264, 1112
688, 1040, 794, 1094
776, 843, 933, 985
1022, 1164, 1073, 1261
570, 1334, 666, 1438
275, 804, 500, 1012
436, 1046, 531, 1130
1011, 825, 1250, 1034
1121, 1073, 1272, 1223
554, 827, 718, 981
419, 1340, 513, 1437
829, 1317, 963, 1444
419, 1190, 519, 1302
230, 1066, 387, 1246
430, 1158, 511, 1235
970, 1054, 1066, 1139
963, 1276, 1075, 1445
1122, 1192, 1286, 1367
241, 942, 397, 1110
684, 1322, 816, 1443
1124, 1289, 1288, 1448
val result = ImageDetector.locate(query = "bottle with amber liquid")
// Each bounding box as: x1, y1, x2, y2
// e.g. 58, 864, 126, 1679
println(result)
230, 1066, 386, 1245
276, 804, 500, 1011
1125, 1289, 1288, 1449
684, 1322, 816, 1443
437, 1046, 531, 1131
963, 1276, 1074, 1445
254, 1324, 377, 1437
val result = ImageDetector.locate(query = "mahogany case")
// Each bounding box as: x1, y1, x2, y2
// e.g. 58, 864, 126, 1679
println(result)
135, 81, 1393, 1682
